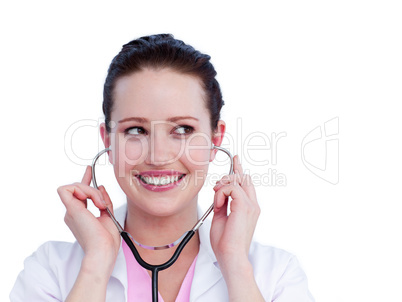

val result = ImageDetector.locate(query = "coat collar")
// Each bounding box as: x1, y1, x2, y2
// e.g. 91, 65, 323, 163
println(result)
190, 212, 224, 300
109, 204, 223, 301
109, 205, 129, 300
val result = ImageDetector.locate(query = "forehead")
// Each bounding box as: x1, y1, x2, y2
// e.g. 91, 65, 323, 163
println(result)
112, 68, 209, 122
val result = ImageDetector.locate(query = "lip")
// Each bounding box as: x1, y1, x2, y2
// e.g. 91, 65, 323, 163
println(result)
137, 170, 185, 177
134, 170, 187, 192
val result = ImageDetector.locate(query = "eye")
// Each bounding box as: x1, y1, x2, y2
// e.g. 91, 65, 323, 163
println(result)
173, 125, 194, 135
126, 127, 147, 135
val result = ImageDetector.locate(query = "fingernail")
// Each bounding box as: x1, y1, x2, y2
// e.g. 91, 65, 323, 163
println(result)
101, 200, 108, 209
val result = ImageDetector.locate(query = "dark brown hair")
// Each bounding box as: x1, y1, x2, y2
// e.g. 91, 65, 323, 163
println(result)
103, 34, 224, 132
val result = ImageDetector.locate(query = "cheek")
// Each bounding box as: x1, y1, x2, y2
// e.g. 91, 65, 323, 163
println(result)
182, 144, 211, 183
183, 133, 212, 167
184, 151, 210, 193
112, 136, 148, 170
184, 148, 211, 168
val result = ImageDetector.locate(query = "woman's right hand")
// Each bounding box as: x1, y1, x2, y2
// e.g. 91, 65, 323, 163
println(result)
57, 166, 121, 278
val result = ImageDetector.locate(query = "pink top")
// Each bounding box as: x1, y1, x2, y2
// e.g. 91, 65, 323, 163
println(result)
122, 240, 198, 302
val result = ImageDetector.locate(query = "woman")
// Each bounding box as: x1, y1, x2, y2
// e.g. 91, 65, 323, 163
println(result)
11, 34, 314, 301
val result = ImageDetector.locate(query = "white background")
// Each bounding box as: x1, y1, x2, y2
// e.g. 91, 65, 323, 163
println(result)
1, 1, 401, 301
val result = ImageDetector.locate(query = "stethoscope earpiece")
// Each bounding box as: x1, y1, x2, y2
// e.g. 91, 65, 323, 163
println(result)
211, 143, 234, 175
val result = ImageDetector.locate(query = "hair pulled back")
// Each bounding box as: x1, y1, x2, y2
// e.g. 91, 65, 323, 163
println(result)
103, 34, 224, 132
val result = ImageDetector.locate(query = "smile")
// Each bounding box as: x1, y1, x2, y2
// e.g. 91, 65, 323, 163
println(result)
139, 174, 185, 186
134, 170, 187, 192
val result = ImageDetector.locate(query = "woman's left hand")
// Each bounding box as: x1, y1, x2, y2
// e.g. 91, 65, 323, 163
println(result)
210, 155, 260, 274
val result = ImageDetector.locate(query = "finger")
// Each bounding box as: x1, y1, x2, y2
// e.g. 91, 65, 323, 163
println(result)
214, 183, 244, 210
237, 174, 257, 201
214, 174, 232, 187
213, 190, 229, 218
57, 185, 88, 210
233, 155, 244, 177
76, 179, 107, 211
213, 196, 229, 223
59, 183, 104, 210
98, 185, 112, 212
214, 172, 257, 202
213, 174, 242, 191
81, 166, 92, 186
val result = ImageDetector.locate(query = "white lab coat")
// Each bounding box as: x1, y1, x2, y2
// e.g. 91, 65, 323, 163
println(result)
10, 205, 314, 301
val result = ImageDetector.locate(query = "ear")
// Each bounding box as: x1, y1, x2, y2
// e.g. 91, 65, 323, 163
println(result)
100, 123, 113, 164
210, 120, 226, 162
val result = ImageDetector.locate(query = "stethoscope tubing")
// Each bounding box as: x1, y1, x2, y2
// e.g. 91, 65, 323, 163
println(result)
91, 144, 234, 302
121, 230, 195, 301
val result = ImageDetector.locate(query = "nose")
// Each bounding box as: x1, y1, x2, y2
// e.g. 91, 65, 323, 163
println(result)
145, 132, 182, 166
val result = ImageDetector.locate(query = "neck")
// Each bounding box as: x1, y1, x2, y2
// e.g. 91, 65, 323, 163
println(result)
124, 198, 200, 263
124, 198, 199, 248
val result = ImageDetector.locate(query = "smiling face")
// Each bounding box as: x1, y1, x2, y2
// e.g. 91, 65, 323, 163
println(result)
101, 68, 225, 218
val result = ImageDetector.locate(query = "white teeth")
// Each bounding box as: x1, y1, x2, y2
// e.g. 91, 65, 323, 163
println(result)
140, 175, 182, 186
160, 177, 167, 185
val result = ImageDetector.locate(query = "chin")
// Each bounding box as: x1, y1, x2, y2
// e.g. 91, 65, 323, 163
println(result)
126, 187, 199, 216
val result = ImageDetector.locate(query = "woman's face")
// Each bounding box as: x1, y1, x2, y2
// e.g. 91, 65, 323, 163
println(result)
101, 68, 225, 217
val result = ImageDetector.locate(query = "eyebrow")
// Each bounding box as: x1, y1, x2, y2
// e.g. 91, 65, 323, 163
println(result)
118, 116, 199, 124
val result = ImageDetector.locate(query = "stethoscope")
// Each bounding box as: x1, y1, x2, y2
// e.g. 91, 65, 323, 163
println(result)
91, 144, 234, 302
